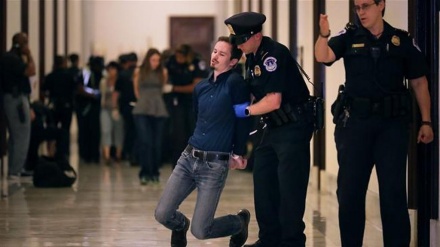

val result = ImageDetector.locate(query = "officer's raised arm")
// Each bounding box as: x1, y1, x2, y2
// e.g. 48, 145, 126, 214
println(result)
314, 14, 336, 63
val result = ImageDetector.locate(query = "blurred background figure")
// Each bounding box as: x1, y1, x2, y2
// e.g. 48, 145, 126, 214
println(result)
41, 55, 77, 156
0, 32, 35, 178
163, 44, 206, 168
75, 55, 104, 164
67, 53, 81, 82
25, 101, 68, 172
115, 53, 138, 165
100, 61, 123, 164
133, 48, 169, 185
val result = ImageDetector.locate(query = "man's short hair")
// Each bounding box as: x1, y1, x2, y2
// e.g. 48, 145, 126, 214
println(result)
217, 36, 243, 61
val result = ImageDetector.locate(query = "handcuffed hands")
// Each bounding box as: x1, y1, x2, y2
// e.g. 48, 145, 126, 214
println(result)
233, 102, 250, 118
229, 154, 247, 170
163, 84, 173, 94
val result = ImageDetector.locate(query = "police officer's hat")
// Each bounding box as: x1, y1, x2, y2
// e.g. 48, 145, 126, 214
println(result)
224, 12, 266, 45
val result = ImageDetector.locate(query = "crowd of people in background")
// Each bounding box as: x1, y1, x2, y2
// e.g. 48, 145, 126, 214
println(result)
1, 32, 211, 186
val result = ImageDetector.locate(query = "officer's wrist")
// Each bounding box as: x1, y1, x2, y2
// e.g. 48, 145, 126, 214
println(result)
319, 30, 331, 38
245, 106, 251, 116
421, 121, 432, 127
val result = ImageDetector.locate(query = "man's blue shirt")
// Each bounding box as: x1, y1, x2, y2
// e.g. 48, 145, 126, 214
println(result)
188, 70, 251, 155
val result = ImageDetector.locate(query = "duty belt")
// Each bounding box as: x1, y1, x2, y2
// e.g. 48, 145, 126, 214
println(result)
347, 92, 411, 118
185, 145, 230, 162
263, 101, 310, 127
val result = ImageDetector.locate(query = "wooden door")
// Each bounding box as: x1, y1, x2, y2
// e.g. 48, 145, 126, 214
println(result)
169, 17, 214, 63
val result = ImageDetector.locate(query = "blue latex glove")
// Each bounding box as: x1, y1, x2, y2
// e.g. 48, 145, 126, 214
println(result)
233, 102, 250, 118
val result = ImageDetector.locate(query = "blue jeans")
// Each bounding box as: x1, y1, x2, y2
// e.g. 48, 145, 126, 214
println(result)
155, 149, 242, 239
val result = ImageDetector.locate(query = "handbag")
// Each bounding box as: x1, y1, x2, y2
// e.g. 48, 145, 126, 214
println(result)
33, 155, 77, 188
295, 62, 325, 131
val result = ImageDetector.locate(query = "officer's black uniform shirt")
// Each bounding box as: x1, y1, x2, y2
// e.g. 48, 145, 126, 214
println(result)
188, 70, 251, 155
246, 37, 310, 105
327, 21, 428, 98
67, 66, 81, 83
166, 55, 205, 87
115, 68, 136, 113
0, 51, 31, 94
42, 68, 78, 106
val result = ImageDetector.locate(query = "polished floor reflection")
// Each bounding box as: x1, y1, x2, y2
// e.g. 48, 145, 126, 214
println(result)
0, 158, 385, 247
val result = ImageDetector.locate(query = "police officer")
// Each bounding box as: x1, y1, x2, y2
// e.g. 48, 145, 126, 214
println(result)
314, 0, 434, 246
42, 55, 77, 156
225, 12, 314, 247
164, 44, 207, 167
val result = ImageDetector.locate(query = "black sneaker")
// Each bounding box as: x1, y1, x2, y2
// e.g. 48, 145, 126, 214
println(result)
171, 216, 190, 247
140, 176, 149, 185
230, 209, 251, 247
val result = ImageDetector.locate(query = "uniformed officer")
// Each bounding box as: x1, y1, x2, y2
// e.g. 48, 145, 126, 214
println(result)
314, 0, 434, 246
163, 44, 207, 168
225, 12, 315, 247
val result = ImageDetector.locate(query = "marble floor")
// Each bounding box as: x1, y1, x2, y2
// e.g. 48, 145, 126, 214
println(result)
0, 156, 388, 247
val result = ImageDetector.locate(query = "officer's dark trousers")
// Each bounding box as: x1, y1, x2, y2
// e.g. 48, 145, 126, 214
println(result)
253, 120, 313, 247
53, 105, 73, 155
77, 104, 101, 163
169, 100, 194, 168
121, 107, 136, 163
334, 116, 410, 247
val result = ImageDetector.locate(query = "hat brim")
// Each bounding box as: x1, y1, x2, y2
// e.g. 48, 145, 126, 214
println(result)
229, 33, 253, 45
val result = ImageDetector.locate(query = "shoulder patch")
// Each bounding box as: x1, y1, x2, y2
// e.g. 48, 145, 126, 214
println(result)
263, 57, 277, 72
335, 29, 347, 37
345, 22, 358, 31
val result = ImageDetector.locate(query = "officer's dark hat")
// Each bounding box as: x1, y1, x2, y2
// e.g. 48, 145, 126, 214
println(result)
224, 12, 266, 45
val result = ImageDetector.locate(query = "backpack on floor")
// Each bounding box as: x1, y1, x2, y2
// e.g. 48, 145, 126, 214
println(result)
33, 155, 77, 188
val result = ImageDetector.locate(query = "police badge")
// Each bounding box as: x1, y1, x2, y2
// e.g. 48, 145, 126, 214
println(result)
254, 65, 261, 76
391, 35, 400, 46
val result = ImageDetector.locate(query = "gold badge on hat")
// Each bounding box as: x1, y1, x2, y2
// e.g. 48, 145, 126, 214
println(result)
391, 35, 400, 46
254, 65, 261, 77
227, 24, 236, 35
188, 64, 195, 71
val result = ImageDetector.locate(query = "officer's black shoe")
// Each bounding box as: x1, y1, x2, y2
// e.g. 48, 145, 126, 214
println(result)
171, 216, 190, 247
230, 209, 251, 247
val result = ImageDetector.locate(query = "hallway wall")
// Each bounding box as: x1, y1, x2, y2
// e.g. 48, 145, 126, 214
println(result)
79, 0, 228, 63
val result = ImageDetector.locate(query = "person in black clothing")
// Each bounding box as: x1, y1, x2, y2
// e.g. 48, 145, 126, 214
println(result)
25, 101, 68, 172
68, 53, 81, 81
75, 56, 104, 163
114, 53, 137, 164
0, 32, 36, 177
163, 44, 207, 168
42, 55, 77, 155
225, 12, 315, 247
314, 0, 433, 246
